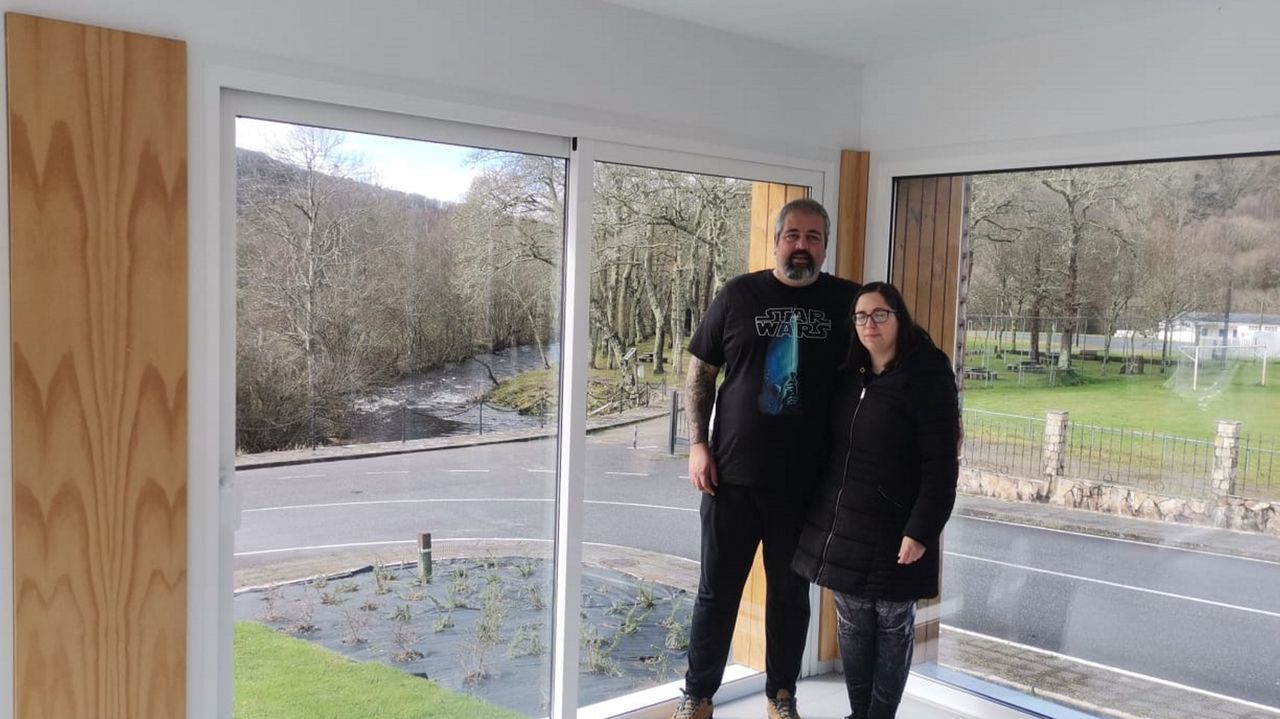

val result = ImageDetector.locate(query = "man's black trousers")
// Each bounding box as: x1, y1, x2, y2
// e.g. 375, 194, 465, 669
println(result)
683, 483, 811, 699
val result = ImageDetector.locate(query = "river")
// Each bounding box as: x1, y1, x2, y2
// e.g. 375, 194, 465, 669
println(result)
348, 342, 561, 443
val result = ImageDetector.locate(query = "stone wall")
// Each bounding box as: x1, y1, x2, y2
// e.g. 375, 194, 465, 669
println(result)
958, 468, 1280, 537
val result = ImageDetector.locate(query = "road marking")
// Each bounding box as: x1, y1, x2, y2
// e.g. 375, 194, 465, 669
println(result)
587, 500, 696, 513
629, 445, 659, 450
605, 471, 649, 477
363, 470, 408, 476
526, 468, 554, 473
275, 474, 325, 480
957, 514, 1280, 567
236, 536, 699, 565
237, 539, 414, 556
244, 498, 549, 512
943, 625, 1280, 715
244, 498, 696, 514
946, 551, 1280, 619
448, 469, 490, 473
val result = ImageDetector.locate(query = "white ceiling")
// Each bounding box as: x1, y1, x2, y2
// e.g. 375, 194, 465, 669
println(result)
595, 0, 1208, 65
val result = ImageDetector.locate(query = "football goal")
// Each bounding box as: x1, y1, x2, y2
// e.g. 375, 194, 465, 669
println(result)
1173, 343, 1270, 391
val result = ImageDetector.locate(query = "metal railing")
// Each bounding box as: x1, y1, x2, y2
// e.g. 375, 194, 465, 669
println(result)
960, 408, 1279, 501
960, 410, 1043, 477
1064, 422, 1216, 498
1239, 435, 1280, 498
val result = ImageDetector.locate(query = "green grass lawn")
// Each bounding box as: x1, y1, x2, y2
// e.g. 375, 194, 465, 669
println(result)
234, 622, 524, 719
962, 355, 1279, 440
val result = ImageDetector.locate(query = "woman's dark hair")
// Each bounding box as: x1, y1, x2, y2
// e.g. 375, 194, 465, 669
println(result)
845, 281, 935, 370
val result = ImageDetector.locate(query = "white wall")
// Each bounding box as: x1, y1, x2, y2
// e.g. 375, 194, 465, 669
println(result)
0, 4, 864, 719
5, 0, 862, 162
859, 0, 1280, 278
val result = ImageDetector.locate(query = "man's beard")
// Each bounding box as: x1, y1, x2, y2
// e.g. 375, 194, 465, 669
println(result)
783, 251, 818, 281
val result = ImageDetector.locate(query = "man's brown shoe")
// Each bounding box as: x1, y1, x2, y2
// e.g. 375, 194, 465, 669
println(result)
766, 688, 800, 719
671, 690, 713, 719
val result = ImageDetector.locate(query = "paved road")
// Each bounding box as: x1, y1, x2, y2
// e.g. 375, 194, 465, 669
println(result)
234, 425, 1280, 712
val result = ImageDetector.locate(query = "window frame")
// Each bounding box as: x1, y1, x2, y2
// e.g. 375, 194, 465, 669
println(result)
192, 72, 836, 719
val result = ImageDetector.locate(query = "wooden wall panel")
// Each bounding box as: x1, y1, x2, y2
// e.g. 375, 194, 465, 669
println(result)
816, 149, 869, 662
834, 150, 869, 283
748, 183, 773, 272
886, 175, 967, 665
736, 182, 810, 671
8, 13, 187, 719
913, 178, 938, 330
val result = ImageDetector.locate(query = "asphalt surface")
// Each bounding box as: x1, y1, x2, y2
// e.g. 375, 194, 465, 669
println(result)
234, 418, 1280, 714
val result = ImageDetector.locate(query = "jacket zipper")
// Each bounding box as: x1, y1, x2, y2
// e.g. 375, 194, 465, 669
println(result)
817, 384, 866, 585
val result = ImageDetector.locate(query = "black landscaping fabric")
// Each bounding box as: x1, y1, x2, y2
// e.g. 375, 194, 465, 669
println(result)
234, 557, 693, 716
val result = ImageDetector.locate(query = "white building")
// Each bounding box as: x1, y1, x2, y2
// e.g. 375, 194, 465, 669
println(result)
1160, 311, 1280, 350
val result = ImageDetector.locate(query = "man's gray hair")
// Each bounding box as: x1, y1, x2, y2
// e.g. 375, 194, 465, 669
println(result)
774, 197, 831, 246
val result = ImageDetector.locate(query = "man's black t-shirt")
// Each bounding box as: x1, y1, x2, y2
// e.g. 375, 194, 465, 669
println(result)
688, 270, 859, 490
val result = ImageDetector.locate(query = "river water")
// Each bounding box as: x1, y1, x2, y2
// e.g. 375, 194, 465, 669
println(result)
348, 343, 561, 443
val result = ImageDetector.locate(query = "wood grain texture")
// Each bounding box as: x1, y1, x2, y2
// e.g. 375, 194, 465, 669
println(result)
730, 546, 766, 668
913, 178, 938, 329
834, 150, 868, 283
8, 13, 187, 719
888, 175, 968, 665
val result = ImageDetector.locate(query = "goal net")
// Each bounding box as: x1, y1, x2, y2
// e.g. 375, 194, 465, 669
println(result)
1168, 343, 1269, 394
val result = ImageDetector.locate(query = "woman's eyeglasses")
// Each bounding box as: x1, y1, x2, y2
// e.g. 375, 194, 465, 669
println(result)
853, 309, 896, 326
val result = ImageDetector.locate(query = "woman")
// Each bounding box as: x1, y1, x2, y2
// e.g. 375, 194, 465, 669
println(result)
791, 281, 961, 719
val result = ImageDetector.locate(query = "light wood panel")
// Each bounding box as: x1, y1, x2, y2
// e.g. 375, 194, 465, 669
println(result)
835, 150, 869, 283
730, 548, 767, 668
8, 13, 187, 719
887, 174, 967, 665
736, 182, 810, 670
815, 149, 870, 662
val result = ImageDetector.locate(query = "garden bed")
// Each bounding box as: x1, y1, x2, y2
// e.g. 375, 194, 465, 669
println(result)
235, 555, 693, 716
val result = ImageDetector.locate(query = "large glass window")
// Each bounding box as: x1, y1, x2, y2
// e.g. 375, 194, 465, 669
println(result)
223, 103, 830, 719
904, 156, 1280, 719
577, 161, 817, 710
231, 115, 564, 718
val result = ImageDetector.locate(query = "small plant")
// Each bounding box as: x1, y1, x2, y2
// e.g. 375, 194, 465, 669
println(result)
341, 608, 371, 645
459, 632, 492, 685
525, 583, 546, 610
319, 591, 344, 606
259, 586, 285, 622
605, 598, 629, 617
443, 583, 469, 611
334, 580, 360, 594
475, 583, 509, 644
478, 552, 500, 570
448, 569, 473, 602
664, 611, 690, 652
635, 582, 657, 609
514, 559, 537, 578
390, 604, 412, 622
582, 625, 621, 677
507, 623, 547, 658
617, 601, 651, 636
391, 625, 424, 662
359, 600, 380, 612
433, 613, 454, 633
309, 575, 329, 591
372, 558, 396, 595
291, 596, 317, 634
641, 652, 674, 682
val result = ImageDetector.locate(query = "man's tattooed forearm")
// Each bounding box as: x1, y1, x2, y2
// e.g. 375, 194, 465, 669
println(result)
686, 356, 719, 445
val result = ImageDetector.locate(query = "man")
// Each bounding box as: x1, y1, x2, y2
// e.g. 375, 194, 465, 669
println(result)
673, 198, 859, 719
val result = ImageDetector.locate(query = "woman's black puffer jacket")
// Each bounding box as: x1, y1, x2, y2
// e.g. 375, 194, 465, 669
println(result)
791, 345, 960, 601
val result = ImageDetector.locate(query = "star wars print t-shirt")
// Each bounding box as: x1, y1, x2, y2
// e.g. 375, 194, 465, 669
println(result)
688, 270, 858, 490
